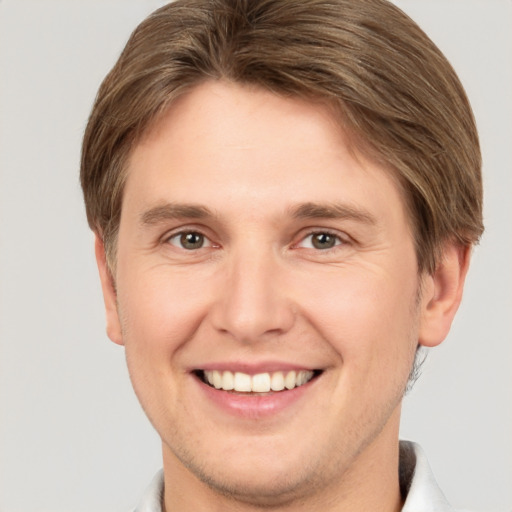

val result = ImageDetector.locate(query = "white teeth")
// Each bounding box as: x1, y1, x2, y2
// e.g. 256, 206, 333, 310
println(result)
212, 370, 222, 389
297, 371, 308, 386
284, 371, 296, 390
202, 370, 315, 393
270, 372, 285, 391
252, 373, 271, 393
234, 372, 252, 392
222, 370, 234, 390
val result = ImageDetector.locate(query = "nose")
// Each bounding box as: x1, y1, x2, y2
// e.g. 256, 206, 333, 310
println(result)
210, 246, 295, 343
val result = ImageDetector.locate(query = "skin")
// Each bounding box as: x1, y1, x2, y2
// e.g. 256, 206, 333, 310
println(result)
95, 81, 470, 512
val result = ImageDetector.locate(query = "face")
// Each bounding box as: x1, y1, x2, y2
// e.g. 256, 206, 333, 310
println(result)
97, 81, 457, 506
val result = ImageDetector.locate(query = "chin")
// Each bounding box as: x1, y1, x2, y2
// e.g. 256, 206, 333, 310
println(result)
164, 431, 330, 507
187, 459, 320, 507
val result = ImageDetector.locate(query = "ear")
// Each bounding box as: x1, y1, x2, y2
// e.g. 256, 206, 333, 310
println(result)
418, 243, 471, 348
94, 234, 124, 345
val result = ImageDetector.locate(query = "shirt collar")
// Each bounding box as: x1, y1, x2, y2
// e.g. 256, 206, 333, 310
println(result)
133, 469, 164, 512
400, 440, 453, 512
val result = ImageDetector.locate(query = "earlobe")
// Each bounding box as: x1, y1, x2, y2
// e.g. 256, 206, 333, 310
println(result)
418, 243, 471, 348
94, 234, 124, 345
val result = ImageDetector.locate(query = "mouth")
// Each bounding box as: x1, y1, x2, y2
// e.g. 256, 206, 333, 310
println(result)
194, 369, 323, 394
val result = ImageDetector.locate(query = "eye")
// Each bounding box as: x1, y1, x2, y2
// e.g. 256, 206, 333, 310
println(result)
298, 232, 343, 250
167, 231, 211, 250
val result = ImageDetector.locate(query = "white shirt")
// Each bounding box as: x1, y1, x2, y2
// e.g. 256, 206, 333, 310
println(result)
133, 441, 468, 511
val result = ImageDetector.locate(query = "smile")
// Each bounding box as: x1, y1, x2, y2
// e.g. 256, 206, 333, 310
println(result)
197, 369, 320, 393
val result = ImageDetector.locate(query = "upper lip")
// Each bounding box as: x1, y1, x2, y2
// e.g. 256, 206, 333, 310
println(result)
191, 361, 322, 375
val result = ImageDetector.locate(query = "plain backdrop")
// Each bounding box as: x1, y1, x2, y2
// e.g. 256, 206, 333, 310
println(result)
0, 1, 511, 511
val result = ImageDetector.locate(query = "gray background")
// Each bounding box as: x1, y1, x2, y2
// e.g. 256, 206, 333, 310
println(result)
0, 1, 510, 511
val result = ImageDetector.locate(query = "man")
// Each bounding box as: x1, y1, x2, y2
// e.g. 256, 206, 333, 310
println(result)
80, 1, 483, 510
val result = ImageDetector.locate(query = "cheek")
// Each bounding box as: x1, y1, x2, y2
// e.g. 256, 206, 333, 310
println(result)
117, 266, 214, 397
119, 263, 211, 342
118, 269, 214, 420
300, 266, 419, 378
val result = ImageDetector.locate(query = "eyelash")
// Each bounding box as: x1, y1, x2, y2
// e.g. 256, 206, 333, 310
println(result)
163, 228, 349, 252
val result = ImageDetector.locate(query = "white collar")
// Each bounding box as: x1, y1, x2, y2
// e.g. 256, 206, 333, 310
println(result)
400, 440, 453, 511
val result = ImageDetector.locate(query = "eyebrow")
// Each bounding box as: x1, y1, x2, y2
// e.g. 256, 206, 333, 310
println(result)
290, 202, 377, 225
140, 203, 214, 225
139, 201, 377, 227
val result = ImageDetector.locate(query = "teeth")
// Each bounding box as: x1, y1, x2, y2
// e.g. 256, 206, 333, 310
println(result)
284, 370, 296, 390
233, 372, 252, 392
252, 373, 271, 393
270, 372, 285, 391
222, 370, 234, 390
202, 370, 315, 393
212, 370, 222, 389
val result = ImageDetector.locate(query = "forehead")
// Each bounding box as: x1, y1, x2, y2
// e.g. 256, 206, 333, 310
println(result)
123, 80, 409, 231
138, 81, 351, 170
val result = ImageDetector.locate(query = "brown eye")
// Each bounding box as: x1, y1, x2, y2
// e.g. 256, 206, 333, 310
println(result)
180, 232, 204, 250
296, 231, 343, 251
167, 231, 209, 250
311, 232, 338, 249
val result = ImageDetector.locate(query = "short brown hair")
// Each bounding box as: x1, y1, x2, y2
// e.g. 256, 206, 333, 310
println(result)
81, 0, 483, 273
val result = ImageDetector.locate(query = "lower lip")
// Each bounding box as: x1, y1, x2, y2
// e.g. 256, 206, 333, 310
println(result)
194, 376, 318, 419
